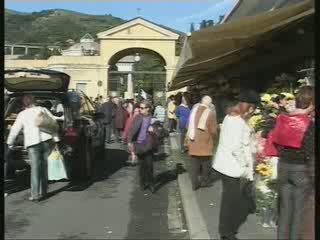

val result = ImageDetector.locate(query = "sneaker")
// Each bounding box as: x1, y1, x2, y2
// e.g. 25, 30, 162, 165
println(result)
28, 196, 40, 202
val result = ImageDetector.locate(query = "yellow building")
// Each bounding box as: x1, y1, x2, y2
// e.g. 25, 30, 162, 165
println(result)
5, 17, 186, 99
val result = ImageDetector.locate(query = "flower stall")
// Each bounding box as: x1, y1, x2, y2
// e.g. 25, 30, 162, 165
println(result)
248, 90, 296, 228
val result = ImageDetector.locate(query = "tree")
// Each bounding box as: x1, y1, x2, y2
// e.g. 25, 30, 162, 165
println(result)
207, 20, 214, 26
218, 15, 225, 24
200, 20, 207, 29
190, 23, 195, 33
51, 48, 62, 56
133, 54, 166, 96
36, 46, 51, 59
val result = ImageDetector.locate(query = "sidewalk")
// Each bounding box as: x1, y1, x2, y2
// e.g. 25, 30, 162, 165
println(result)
170, 134, 277, 239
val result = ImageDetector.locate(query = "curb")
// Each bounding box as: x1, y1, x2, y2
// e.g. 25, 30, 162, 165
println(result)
170, 134, 210, 239
178, 172, 211, 239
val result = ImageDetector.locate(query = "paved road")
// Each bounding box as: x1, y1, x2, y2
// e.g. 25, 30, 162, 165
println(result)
4, 141, 189, 239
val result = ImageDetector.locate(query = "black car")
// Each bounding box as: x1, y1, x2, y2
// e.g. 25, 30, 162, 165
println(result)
4, 69, 105, 180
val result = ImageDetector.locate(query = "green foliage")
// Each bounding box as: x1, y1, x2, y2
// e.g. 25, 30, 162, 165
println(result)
256, 189, 277, 213
5, 8, 125, 45
17, 47, 62, 60
200, 20, 207, 29
133, 54, 166, 94
190, 23, 195, 33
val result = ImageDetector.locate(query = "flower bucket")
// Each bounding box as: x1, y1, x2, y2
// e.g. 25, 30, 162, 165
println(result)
260, 207, 277, 228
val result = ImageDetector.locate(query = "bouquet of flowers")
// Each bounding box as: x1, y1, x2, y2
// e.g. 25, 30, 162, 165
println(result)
255, 161, 278, 228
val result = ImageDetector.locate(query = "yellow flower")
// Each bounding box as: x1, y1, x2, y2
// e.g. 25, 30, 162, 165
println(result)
248, 115, 262, 128
261, 93, 272, 103
256, 163, 273, 177
281, 92, 295, 100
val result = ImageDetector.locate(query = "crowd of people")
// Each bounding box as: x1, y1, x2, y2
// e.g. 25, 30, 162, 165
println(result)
5, 85, 314, 240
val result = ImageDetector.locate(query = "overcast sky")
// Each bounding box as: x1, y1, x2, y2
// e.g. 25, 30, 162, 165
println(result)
5, 0, 238, 32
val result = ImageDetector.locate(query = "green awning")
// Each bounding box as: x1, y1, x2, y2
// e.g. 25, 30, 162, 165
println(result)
170, 0, 314, 91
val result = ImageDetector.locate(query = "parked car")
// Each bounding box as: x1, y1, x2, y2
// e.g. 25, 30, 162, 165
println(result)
4, 68, 105, 181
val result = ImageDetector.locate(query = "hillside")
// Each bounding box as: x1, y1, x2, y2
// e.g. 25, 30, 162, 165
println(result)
5, 8, 126, 46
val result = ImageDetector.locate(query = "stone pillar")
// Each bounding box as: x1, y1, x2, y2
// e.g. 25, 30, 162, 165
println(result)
165, 66, 176, 98
127, 73, 134, 99
25, 47, 29, 55
11, 46, 14, 55
100, 65, 110, 97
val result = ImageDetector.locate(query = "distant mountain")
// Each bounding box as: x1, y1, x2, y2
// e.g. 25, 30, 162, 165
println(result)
5, 8, 126, 46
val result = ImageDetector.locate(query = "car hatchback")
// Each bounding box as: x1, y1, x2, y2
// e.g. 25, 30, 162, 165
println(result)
4, 69, 105, 181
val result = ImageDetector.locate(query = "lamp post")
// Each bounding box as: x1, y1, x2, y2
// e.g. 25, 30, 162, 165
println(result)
134, 53, 141, 62
127, 53, 140, 98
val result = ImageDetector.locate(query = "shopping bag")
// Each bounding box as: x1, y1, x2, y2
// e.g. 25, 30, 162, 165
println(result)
264, 130, 278, 157
35, 109, 58, 134
47, 145, 68, 181
240, 178, 257, 214
134, 132, 158, 155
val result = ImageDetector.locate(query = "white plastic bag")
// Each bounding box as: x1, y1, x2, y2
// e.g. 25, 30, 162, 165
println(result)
47, 145, 68, 181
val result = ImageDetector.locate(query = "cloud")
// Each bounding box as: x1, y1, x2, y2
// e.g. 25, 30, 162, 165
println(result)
175, 0, 236, 23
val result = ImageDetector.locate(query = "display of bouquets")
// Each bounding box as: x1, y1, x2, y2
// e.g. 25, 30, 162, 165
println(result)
255, 159, 278, 228
254, 129, 278, 228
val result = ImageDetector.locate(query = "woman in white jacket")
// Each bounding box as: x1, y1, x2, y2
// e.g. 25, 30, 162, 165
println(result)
212, 91, 260, 240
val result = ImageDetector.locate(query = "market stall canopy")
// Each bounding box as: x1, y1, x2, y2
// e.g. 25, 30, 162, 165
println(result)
224, 0, 308, 22
170, 0, 314, 91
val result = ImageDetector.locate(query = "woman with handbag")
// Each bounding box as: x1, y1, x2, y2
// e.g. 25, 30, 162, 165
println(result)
127, 100, 157, 193
212, 90, 260, 240
6, 94, 59, 201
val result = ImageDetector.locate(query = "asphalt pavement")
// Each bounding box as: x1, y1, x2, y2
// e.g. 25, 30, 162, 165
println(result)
4, 140, 189, 239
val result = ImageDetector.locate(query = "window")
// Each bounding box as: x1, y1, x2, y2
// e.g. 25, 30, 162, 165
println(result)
76, 83, 87, 94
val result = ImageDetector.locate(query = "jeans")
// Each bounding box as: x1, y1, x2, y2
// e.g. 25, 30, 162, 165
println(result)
219, 174, 250, 239
179, 128, 187, 151
137, 152, 154, 188
190, 156, 211, 189
104, 123, 112, 144
277, 162, 312, 240
27, 140, 52, 199
114, 128, 122, 142
168, 119, 177, 132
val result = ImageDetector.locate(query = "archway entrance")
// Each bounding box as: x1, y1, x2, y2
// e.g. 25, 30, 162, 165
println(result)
97, 17, 181, 99
108, 47, 167, 103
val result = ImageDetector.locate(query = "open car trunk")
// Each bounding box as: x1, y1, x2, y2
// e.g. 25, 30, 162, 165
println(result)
4, 94, 69, 169
4, 69, 70, 93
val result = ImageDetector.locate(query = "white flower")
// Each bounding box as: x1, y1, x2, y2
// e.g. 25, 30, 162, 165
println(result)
257, 184, 272, 194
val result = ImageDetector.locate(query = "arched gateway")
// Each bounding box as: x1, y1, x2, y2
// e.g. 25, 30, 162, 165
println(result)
5, 17, 182, 98
97, 17, 180, 99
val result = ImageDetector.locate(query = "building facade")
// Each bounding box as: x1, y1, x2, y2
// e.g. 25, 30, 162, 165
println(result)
5, 18, 185, 98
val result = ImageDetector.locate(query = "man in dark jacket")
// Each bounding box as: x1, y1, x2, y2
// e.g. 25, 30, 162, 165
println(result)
98, 96, 115, 144
113, 97, 128, 143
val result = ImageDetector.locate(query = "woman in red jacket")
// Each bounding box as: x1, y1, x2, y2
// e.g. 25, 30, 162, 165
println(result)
266, 86, 314, 240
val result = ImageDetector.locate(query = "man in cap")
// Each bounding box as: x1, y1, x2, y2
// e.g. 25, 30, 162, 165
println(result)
212, 89, 260, 240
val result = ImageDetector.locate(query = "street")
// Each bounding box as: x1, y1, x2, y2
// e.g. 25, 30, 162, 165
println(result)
4, 141, 189, 239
